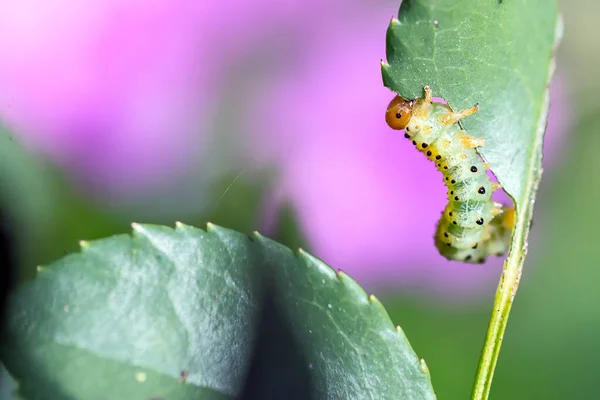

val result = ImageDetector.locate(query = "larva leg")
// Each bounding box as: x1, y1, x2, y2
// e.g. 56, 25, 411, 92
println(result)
423, 85, 432, 103
491, 202, 504, 217
440, 104, 479, 126
459, 134, 485, 148
413, 86, 432, 118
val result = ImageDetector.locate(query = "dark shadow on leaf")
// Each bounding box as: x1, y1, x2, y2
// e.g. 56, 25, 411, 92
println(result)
0, 207, 16, 344
237, 283, 313, 400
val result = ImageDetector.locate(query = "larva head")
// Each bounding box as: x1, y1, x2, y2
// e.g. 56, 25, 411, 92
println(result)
385, 95, 414, 130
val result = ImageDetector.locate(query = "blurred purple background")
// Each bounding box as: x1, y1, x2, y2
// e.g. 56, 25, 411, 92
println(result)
0, 0, 569, 296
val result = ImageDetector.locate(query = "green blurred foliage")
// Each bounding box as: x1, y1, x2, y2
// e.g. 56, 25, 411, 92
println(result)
0, 131, 269, 282
271, 204, 310, 252
558, 0, 600, 113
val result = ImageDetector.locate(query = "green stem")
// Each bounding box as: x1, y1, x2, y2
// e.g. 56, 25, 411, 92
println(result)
471, 16, 558, 396
470, 239, 523, 399
471, 161, 542, 400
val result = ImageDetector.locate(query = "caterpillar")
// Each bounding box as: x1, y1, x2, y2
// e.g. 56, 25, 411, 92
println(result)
385, 86, 514, 263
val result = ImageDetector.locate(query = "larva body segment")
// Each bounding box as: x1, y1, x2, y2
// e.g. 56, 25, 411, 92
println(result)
385, 86, 514, 263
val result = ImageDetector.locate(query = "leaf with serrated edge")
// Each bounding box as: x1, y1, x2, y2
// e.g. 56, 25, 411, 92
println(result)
2, 223, 435, 399
382, 0, 560, 208
2, 223, 261, 399
255, 233, 436, 399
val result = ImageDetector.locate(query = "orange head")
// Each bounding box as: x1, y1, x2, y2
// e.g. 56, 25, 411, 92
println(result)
385, 95, 414, 130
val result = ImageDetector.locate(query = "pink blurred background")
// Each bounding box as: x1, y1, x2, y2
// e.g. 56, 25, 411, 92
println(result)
0, 0, 568, 297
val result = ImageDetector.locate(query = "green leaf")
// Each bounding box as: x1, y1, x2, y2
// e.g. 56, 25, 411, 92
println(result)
1, 363, 22, 399
257, 235, 436, 399
2, 224, 261, 399
2, 224, 435, 399
382, 0, 560, 206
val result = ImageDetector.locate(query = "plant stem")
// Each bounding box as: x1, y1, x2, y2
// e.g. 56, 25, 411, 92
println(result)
471, 174, 539, 399
471, 16, 558, 394
471, 246, 523, 399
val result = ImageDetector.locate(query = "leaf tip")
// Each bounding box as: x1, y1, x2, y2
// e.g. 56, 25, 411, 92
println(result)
419, 358, 430, 375
381, 64, 396, 91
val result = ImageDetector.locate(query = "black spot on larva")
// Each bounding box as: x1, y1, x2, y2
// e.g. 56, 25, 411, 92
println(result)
471, 166, 478, 173
495, 252, 504, 256
450, 191, 454, 195
454, 196, 459, 201
478, 187, 486, 194
478, 257, 485, 263
444, 166, 448, 169
465, 255, 472, 261
396, 113, 402, 119
444, 232, 449, 238
412, 140, 417, 145
445, 177, 449, 181
449, 211, 453, 216
406, 127, 411, 132
472, 243, 478, 249
452, 221, 457, 225
476, 218, 484, 225
404, 133, 410, 138
422, 143, 428, 149
426, 150, 432, 156
436, 155, 441, 160
446, 243, 451, 246
437, 164, 441, 167
451, 179, 456, 184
